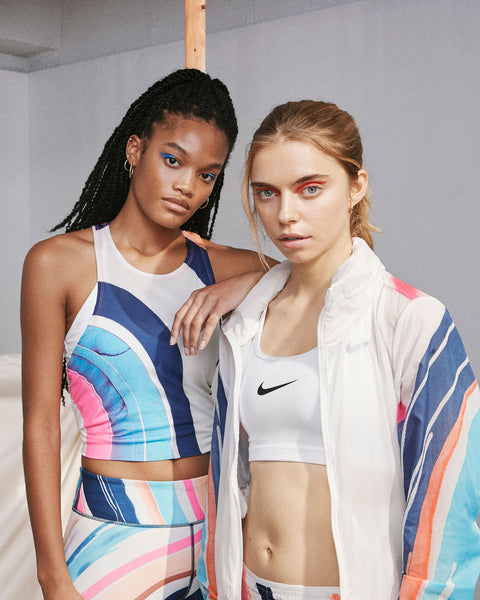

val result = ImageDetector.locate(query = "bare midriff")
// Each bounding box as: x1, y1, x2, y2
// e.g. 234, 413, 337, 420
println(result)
243, 461, 339, 587
82, 452, 210, 481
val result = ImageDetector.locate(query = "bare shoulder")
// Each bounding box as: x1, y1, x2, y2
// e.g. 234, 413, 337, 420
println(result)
24, 228, 94, 277
22, 228, 97, 312
203, 239, 277, 282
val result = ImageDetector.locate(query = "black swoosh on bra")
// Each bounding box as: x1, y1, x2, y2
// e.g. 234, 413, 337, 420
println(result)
257, 379, 298, 396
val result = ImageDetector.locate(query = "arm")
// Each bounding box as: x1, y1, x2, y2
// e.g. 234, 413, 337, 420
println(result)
170, 243, 277, 354
21, 241, 83, 600
395, 298, 480, 598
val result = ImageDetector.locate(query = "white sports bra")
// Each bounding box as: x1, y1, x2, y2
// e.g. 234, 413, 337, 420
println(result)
239, 313, 326, 465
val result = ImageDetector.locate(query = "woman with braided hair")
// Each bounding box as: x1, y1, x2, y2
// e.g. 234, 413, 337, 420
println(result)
21, 68, 269, 600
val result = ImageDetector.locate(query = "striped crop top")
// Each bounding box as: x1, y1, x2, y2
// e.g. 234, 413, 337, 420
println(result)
64, 224, 218, 461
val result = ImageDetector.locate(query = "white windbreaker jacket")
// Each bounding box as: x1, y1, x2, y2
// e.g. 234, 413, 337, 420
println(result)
198, 238, 480, 600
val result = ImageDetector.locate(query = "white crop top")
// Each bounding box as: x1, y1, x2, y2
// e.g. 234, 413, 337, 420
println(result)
239, 316, 326, 465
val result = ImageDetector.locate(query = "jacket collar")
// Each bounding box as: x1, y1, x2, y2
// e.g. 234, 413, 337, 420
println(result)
223, 237, 385, 346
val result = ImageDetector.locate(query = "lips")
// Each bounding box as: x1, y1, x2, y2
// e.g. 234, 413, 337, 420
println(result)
278, 233, 308, 241
162, 197, 190, 213
277, 233, 310, 249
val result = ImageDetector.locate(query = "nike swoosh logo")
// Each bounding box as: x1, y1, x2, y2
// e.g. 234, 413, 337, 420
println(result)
346, 340, 371, 353
257, 379, 298, 395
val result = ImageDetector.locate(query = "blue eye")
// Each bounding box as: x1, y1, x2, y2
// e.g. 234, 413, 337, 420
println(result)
161, 153, 179, 166
255, 188, 276, 200
304, 185, 320, 196
201, 172, 216, 183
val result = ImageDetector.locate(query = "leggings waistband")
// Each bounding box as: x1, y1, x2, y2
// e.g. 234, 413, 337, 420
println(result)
243, 563, 340, 600
73, 467, 207, 526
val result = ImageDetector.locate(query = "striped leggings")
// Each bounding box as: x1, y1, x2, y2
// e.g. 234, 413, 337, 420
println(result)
64, 468, 206, 600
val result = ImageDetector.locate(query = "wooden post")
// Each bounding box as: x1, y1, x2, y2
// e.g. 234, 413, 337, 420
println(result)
185, 0, 206, 72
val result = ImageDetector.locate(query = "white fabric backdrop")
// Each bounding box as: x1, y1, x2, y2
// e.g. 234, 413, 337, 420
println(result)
0, 354, 81, 599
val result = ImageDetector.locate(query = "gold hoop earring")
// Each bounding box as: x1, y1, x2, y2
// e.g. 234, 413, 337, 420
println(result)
200, 197, 210, 209
124, 157, 134, 179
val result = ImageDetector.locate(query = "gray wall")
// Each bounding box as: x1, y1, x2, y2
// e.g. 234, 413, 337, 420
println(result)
2, 0, 479, 379
0, 70, 29, 351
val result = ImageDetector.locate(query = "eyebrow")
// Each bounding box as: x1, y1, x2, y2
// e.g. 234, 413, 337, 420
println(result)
251, 174, 329, 188
165, 142, 187, 155
295, 174, 329, 184
164, 142, 224, 171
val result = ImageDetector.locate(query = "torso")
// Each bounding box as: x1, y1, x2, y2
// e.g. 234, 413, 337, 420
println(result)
241, 288, 339, 586
64, 224, 217, 481
243, 462, 339, 586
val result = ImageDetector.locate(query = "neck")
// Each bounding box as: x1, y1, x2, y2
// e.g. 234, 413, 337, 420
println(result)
110, 204, 184, 257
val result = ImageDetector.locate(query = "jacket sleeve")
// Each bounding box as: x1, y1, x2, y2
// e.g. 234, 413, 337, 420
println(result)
395, 297, 480, 598
197, 370, 228, 600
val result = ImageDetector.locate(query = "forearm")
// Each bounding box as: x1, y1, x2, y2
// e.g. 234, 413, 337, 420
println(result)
171, 269, 266, 353
23, 419, 72, 594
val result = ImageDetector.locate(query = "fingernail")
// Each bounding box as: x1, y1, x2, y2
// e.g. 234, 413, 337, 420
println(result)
184, 347, 190, 356
199, 340, 206, 349
190, 347, 195, 356
170, 336, 175, 346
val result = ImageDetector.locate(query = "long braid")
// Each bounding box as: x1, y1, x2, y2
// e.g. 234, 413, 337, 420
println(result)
52, 69, 238, 237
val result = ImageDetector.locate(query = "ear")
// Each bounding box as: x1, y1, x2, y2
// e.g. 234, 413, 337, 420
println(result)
350, 169, 368, 208
125, 135, 142, 166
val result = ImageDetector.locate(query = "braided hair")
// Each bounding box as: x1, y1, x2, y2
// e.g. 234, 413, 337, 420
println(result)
52, 69, 238, 239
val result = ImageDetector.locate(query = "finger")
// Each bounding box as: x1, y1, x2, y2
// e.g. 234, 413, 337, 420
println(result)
170, 297, 195, 345
189, 312, 209, 356
182, 301, 208, 355
183, 296, 217, 355
199, 313, 221, 350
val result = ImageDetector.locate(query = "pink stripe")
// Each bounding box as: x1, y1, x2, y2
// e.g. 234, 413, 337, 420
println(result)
397, 401, 407, 424
76, 485, 88, 514
183, 478, 205, 521
390, 274, 423, 300
68, 369, 113, 458
83, 528, 202, 599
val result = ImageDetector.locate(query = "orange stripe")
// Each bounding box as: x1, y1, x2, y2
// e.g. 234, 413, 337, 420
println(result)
134, 480, 166, 525
205, 463, 218, 599
402, 381, 477, 596
400, 574, 426, 599
241, 567, 252, 600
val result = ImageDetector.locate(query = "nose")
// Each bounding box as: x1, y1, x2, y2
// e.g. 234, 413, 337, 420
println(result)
278, 192, 299, 224
174, 170, 195, 197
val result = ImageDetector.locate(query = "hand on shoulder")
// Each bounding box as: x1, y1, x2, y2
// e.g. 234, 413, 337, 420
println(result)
170, 240, 278, 354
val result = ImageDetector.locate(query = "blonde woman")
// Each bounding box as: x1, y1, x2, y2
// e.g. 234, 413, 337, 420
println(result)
198, 100, 480, 599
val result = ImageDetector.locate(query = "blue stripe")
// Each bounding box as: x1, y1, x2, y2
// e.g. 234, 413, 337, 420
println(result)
211, 375, 228, 506
185, 237, 215, 287
431, 408, 480, 591
69, 329, 173, 460
216, 375, 228, 445
67, 522, 138, 579
94, 282, 201, 457
80, 470, 138, 523
400, 309, 476, 568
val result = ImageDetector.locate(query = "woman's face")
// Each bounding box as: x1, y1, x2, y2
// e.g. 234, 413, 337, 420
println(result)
126, 116, 229, 228
250, 140, 367, 267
